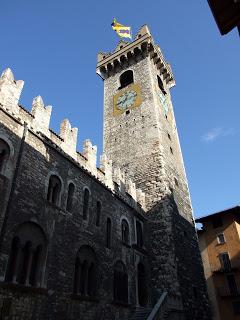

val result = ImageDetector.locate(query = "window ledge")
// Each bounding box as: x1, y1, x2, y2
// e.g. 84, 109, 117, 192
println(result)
112, 300, 131, 308
71, 294, 99, 302
0, 282, 48, 295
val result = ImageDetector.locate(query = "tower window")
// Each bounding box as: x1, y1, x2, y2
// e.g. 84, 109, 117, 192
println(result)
126, 110, 130, 115
66, 183, 75, 212
47, 175, 62, 206
106, 218, 112, 248
121, 219, 130, 245
83, 188, 90, 220
170, 147, 173, 155
96, 201, 101, 226
167, 133, 171, 140
113, 261, 128, 303
119, 70, 134, 89
174, 178, 179, 187
157, 76, 167, 95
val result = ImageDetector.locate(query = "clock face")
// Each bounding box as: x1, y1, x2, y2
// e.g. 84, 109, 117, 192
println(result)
117, 90, 137, 111
113, 83, 142, 116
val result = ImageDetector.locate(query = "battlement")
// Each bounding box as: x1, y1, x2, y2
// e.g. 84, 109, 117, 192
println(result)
96, 25, 175, 87
0, 68, 145, 211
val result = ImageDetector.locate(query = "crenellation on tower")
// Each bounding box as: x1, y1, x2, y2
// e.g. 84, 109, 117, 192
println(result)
60, 118, 78, 158
32, 95, 52, 136
0, 68, 24, 114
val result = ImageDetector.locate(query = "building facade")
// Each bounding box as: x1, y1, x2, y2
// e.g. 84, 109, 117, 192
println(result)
197, 206, 240, 320
0, 25, 211, 319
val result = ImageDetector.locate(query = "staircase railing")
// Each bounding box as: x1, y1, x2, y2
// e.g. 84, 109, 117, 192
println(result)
146, 291, 168, 320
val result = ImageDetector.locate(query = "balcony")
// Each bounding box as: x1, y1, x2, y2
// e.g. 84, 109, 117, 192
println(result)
217, 286, 240, 298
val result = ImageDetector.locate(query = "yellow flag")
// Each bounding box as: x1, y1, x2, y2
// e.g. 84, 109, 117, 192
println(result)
111, 19, 132, 39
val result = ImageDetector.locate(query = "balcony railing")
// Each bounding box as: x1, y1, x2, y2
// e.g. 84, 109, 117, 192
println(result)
217, 286, 240, 297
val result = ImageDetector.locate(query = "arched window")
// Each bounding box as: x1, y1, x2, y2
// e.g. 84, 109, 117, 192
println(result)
137, 263, 147, 306
113, 261, 128, 303
157, 75, 166, 95
47, 175, 62, 206
119, 70, 134, 89
136, 221, 143, 247
66, 183, 75, 212
83, 188, 90, 220
106, 218, 112, 248
121, 219, 129, 245
96, 201, 101, 226
73, 246, 97, 297
0, 139, 10, 174
5, 222, 47, 288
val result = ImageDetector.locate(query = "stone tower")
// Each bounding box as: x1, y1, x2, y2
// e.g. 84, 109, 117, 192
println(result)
97, 25, 211, 319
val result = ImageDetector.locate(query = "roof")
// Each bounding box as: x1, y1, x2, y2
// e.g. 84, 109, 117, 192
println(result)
208, 0, 240, 35
195, 205, 240, 222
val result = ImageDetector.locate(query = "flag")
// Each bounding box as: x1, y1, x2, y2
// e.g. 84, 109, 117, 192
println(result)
111, 18, 132, 39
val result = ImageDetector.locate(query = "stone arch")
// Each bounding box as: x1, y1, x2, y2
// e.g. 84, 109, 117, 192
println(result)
121, 218, 130, 245
47, 174, 62, 206
45, 171, 63, 207
82, 186, 91, 220
73, 245, 97, 297
5, 222, 47, 287
119, 69, 134, 89
0, 137, 12, 175
66, 181, 75, 212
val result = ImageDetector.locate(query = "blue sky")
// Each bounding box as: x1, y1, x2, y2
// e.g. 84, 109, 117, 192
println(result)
0, 1, 239, 218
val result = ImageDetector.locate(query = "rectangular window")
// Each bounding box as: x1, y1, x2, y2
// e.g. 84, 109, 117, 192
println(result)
219, 252, 231, 271
217, 233, 225, 244
212, 216, 223, 228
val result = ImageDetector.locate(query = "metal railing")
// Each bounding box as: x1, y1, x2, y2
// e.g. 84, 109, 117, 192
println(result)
147, 292, 168, 320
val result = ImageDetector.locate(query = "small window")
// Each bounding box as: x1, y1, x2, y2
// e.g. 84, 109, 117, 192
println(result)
126, 110, 130, 115
174, 178, 179, 187
136, 221, 143, 247
0, 139, 10, 174
106, 218, 112, 248
167, 133, 171, 140
66, 183, 75, 212
212, 216, 223, 228
217, 233, 225, 244
47, 175, 62, 206
121, 219, 130, 245
170, 147, 173, 155
119, 70, 134, 89
83, 188, 90, 220
219, 252, 231, 271
96, 201, 101, 226
157, 75, 167, 95
233, 301, 240, 314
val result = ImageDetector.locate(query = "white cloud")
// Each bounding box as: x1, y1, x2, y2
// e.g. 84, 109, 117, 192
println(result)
202, 127, 237, 143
